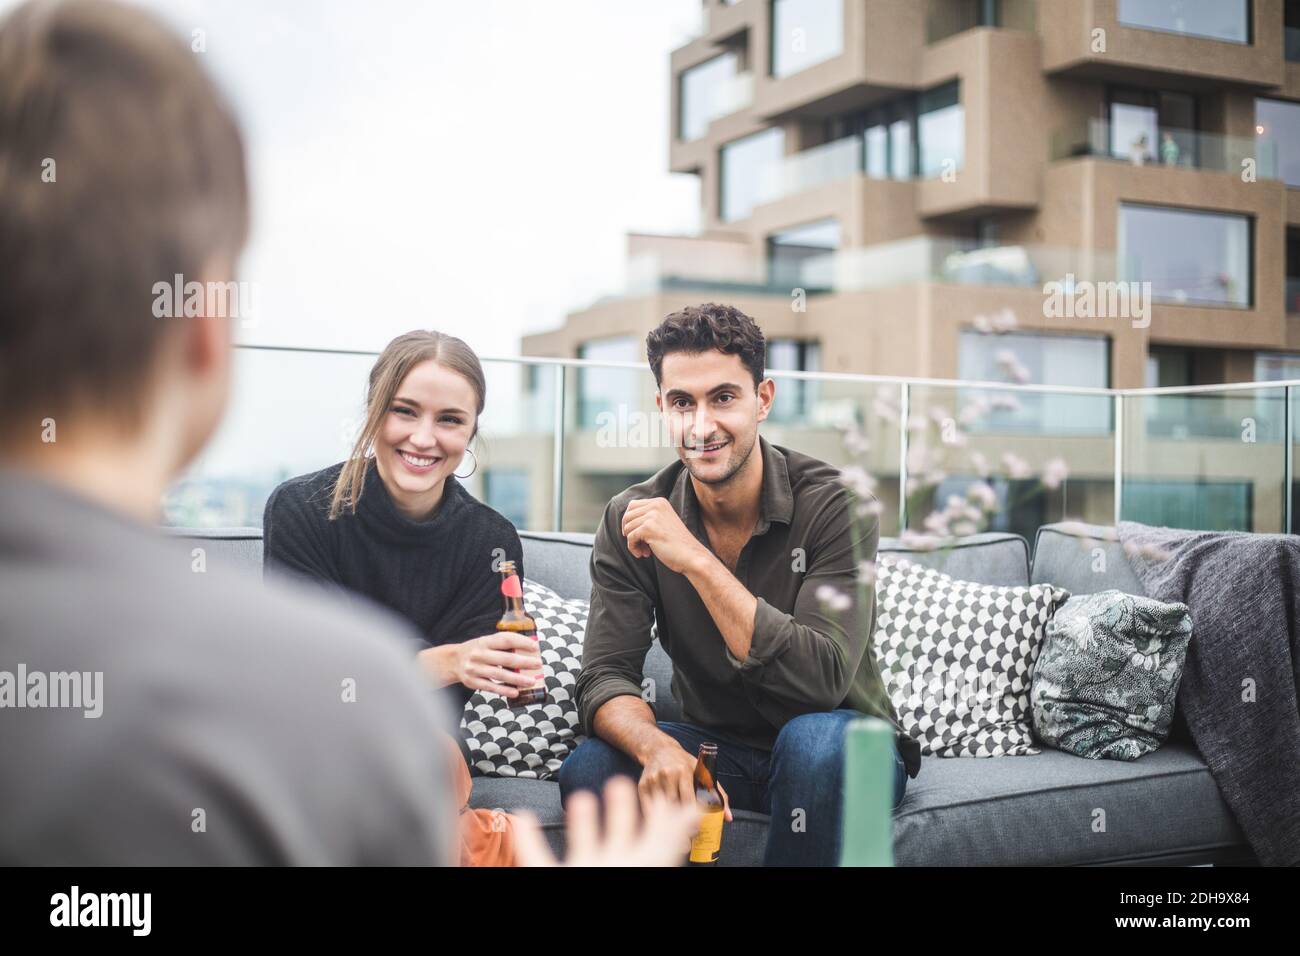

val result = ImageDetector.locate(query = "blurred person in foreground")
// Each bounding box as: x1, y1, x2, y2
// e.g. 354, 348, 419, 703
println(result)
0, 0, 696, 866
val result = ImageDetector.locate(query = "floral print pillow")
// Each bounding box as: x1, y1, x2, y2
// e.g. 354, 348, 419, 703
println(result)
1030, 590, 1192, 760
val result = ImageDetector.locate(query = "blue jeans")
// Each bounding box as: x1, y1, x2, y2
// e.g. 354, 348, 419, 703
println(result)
557, 709, 907, 866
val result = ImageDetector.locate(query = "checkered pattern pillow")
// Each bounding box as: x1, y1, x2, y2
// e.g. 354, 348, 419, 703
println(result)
459, 579, 586, 779
873, 556, 1069, 757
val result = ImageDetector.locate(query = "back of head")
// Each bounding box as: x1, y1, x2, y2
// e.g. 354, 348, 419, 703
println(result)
0, 0, 249, 444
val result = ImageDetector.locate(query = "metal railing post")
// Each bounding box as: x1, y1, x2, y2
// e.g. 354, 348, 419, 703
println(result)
898, 382, 910, 533
1113, 393, 1124, 527
551, 364, 566, 533
1286, 385, 1294, 535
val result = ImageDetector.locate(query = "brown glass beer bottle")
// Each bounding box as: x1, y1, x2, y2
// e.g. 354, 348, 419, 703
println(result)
688, 742, 725, 866
496, 560, 547, 708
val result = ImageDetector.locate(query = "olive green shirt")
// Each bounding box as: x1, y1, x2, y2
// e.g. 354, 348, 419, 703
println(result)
577, 436, 898, 751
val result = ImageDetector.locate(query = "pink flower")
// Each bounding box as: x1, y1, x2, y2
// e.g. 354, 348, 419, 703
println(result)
1041, 457, 1069, 491
857, 560, 877, 585
1002, 452, 1032, 479
967, 481, 997, 511
816, 584, 852, 613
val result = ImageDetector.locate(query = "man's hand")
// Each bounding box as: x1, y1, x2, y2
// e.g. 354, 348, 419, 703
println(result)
621, 497, 709, 574
639, 740, 733, 822
511, 777, 703, 867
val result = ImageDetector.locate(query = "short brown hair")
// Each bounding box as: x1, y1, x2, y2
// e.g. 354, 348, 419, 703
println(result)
329, 331, 487, 519
0, 0, 250, 439
646, 303, 766, 388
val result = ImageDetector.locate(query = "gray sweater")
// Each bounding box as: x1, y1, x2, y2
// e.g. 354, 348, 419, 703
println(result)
0, 467, 456, 865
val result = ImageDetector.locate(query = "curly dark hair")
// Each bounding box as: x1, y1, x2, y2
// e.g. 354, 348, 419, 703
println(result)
646, 303, 766, 388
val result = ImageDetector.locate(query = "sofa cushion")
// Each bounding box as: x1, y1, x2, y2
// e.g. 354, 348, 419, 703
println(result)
461, 580, 586, 779
874, 556, 1069, 757
1032, 522, 1146, 596
880, 532, 1030, 587
520, 531, 595, 600
1031, 591, 1192, 761
893, 740, 1247, 866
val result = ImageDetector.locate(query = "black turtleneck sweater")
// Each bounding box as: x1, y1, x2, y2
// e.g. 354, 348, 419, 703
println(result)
262, 459, 524, 709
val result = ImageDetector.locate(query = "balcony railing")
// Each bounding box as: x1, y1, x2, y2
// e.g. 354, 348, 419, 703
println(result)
610, 235, 1116, 301
168, 347, 1299, 545
757, 135, 863, 205
1051, 117, 1278, 180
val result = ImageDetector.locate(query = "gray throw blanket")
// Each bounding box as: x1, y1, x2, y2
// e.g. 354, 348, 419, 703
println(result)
1117, 521, 1300, 866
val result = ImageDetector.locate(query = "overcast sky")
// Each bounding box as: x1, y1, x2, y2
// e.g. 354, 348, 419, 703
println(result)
4, 0, 705, 494
33, 0, 705, 357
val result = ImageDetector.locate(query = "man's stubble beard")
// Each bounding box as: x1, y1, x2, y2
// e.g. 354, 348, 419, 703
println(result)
683, 427, 758, 487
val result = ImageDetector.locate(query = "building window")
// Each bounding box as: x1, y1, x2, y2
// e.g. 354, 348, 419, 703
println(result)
484, 469, 529, 529
1145, 346, 1194, 387
719, 126, 785, 222
766, 338, 821, 423
1117, 0, 1250, 44
1288, 0, 1300, 62
679, 52, 740, 142
771, 0, 843, 78
1108, 87, 1197, 166
826, 82, 961, 180
918, 81, 964, 178
1256, 98, 1300, 188
1118, 203, 1252, 308
1289, 228, 1300, 314
767, 218, 840, 290
958, 331, 1110, 434
576, 336, 639, 428
1256, 352, 1300, 380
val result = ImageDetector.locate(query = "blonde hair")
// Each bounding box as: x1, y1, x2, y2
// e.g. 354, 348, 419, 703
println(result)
329, 330, 486, 520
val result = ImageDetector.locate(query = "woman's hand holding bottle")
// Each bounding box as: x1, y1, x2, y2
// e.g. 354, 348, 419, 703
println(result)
419, 634, 542, 698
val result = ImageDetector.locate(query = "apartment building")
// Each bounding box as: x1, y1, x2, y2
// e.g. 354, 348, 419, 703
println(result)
502, 0, 1300, 536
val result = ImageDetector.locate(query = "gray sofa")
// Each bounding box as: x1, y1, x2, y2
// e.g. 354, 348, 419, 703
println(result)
176, 522, 1256, 867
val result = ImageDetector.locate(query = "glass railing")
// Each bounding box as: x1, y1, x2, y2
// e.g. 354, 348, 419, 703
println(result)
754, 130, 967, 207
168, 346, 1299, 540
607, 235, 1116, 302
821, 238, 1114, 293
758, 136, 862, 205
1120, 385, 1290, 533
904, 382, 1114, 542
1051, 117, 1278, 180
712, 71, 754, 121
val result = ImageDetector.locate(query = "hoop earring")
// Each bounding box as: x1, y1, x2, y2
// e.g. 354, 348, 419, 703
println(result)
454, 447, 478, 479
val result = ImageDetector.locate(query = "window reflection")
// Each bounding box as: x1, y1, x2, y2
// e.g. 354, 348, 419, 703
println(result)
1117, 0, 1250, 43
719, 127, 785, 222
1256, 98, 1300, 188
679, 52, 739, 142
1118, 203, 1252, 308
577, 336, 639, 428
771, 0, 843, 78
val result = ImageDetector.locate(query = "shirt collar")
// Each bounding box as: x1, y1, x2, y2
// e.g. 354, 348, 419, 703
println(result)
669, 435, 794, 538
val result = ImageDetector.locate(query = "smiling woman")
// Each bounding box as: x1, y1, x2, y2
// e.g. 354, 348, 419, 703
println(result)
261, 330, 541, 713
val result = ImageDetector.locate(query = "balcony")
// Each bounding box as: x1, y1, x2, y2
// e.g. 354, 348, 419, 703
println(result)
925, 0, 1037, 45
169, 347, 1300, 543
1051, 117, 1279, 180
1039, 0, 1282, 89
